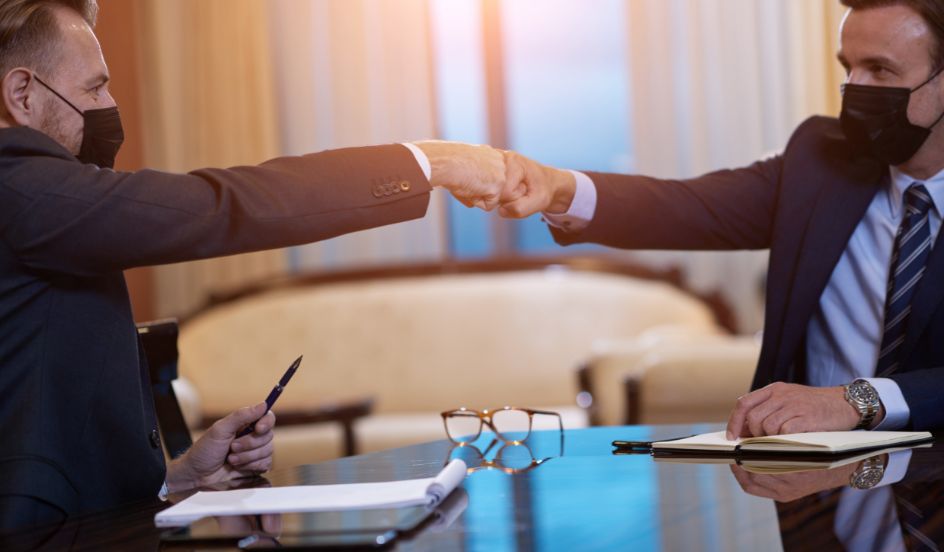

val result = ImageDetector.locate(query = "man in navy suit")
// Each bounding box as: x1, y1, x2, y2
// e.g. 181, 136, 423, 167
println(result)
498, 0, 944, 436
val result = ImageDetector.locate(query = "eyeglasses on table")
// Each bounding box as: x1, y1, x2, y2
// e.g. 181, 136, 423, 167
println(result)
440, 406, 564, 445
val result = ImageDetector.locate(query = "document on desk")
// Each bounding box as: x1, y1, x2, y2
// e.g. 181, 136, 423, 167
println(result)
155, 459, 467, 527
651, 430, 933, 456
655, 445, 928, 474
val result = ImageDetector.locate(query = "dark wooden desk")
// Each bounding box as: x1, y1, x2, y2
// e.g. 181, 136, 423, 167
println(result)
2, 425, 942, 551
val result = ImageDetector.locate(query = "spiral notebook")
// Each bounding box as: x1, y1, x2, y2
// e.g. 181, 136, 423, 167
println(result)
155, 459, 467, 527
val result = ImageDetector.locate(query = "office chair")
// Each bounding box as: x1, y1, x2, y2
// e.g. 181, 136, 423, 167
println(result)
137, 319, 193, 459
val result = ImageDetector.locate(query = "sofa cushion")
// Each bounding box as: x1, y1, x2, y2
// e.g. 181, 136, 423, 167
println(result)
178, 271, 719, 418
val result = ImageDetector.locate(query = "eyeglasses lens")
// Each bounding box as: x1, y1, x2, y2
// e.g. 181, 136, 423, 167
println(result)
445, 411, 483, 443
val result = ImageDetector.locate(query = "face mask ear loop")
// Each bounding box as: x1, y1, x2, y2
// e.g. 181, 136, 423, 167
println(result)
32, 74, 84, 116
912, 65, 944, 93
915, 66, 944, 130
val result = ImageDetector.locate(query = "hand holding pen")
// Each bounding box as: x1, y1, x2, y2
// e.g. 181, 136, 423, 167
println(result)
165, 357, 302, 491
237, 355, 303, 438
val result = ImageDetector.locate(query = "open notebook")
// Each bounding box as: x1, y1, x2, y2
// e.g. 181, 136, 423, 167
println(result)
155, 459, 467, 527
651, 430, 933, 456
654, 444, 929, 474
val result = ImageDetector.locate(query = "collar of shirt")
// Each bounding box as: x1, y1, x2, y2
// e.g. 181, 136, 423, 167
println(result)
887, 165, 944, 219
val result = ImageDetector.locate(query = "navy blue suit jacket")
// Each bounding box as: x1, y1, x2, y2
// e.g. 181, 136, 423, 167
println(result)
554, 116, 944, 430
0, 127, 431, 521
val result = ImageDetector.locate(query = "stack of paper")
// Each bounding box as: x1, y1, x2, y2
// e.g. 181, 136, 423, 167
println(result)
156, 459, 467, 527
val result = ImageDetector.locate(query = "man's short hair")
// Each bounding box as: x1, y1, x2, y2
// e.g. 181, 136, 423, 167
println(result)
840, 0, 944, 71
0, 0, 98, 79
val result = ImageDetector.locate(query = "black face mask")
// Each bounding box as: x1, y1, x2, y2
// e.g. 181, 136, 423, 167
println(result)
34, 75, 124, 169
840, 68, 944, 165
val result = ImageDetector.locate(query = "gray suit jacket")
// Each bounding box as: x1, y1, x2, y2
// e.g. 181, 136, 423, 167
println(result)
0, 127, 431, 521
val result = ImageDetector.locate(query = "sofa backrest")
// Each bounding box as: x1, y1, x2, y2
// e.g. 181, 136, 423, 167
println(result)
177, 261, 722, 416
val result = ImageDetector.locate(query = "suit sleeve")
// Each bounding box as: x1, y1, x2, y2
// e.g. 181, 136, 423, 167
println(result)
0, 144, 431, 276
889, 368, 944, 431
549, 155, 784, 251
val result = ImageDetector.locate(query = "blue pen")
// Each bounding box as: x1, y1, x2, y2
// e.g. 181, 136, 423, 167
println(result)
236, 355, 303, 438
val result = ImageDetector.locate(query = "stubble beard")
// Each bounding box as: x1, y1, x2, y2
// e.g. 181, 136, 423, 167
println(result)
37, 97, 82, 157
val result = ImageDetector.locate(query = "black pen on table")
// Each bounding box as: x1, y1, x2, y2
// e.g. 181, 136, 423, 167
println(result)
236, 355, 303, 438
611, 434, 698, 454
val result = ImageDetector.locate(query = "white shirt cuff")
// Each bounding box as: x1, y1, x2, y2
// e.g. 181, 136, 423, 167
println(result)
866, 378, 911, 430
401, 143, 432, 182
877, 449, 912, 487
158, 481, 169, 501
542, 170, 597, 232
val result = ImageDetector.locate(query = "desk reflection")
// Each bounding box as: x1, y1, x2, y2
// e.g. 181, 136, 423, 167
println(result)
445, 430, 565, 475
726, 443, 944, 551
2, 426, 941, 551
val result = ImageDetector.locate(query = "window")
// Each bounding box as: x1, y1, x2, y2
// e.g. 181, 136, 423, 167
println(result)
430, 0, 631, 257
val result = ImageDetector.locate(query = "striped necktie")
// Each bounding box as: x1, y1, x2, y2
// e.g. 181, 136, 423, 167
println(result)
876, 183, 935, 376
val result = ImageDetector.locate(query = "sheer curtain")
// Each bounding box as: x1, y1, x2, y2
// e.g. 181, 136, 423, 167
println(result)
136, 0, 446, 316
268, 0, 448, 272
137, 0, 286, 317
618, 0, 847, 332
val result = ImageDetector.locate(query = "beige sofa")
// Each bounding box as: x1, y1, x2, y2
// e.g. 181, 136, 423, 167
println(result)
173, 257, 730, 469
581, 326, 761, 426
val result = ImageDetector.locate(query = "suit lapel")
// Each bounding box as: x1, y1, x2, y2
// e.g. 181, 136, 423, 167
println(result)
900, 227, 944, 364
773, 162, 885, 380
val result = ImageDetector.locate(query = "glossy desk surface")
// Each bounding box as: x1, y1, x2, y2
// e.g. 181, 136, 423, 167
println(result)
3, 425, 942, 551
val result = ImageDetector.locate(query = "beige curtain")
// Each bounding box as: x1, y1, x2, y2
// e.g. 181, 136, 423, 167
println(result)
137, 0, 446, 316
619, 0, 847, 332
268, 0, 447, 271
137, 0, 287, 317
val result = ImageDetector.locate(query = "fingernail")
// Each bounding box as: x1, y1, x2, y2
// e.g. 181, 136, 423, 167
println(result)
725, 431, 733, 440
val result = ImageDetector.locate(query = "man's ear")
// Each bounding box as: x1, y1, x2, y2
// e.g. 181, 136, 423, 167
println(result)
1, 68, 38, 127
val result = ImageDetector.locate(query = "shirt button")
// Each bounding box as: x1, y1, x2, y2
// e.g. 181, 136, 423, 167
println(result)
149, 429, 161, 449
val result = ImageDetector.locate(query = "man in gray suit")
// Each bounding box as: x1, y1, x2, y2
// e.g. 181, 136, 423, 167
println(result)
0, 0, 504, 527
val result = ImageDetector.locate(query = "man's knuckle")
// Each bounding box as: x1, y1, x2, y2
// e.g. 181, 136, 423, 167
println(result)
762, 419, 779, 435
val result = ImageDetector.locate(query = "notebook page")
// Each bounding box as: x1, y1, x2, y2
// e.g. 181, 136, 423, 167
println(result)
653, 431, 738, 450
652, 430, 932, 453
741, 431, 931, 450
156, 459, 467, 527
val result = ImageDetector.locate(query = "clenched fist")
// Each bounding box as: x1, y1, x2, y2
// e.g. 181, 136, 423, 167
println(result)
415, 141, 505, 211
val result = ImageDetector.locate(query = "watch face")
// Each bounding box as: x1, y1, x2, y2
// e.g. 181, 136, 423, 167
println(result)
852, 468, 884, 490
850, 382, 878, 404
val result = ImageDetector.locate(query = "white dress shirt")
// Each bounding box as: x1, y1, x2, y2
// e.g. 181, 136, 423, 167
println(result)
805, 166, 944, 429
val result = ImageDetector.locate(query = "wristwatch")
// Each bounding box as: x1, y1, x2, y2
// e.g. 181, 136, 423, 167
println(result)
849, 455, 886, 490
843, 379, 881, 430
